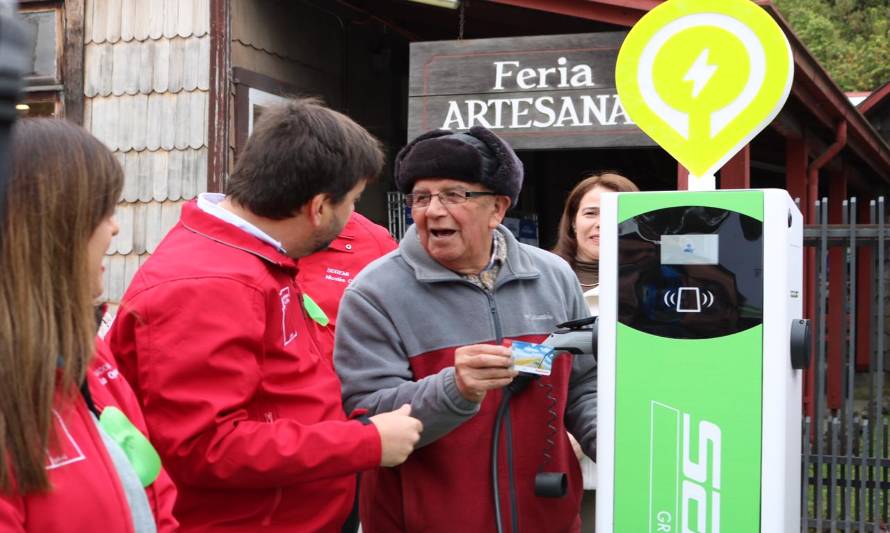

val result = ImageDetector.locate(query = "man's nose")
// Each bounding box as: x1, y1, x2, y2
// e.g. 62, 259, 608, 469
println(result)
426, 194, 449, 215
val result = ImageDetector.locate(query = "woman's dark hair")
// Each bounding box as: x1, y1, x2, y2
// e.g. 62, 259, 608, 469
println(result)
226, 97, 385, 219
552, 171, 639, 268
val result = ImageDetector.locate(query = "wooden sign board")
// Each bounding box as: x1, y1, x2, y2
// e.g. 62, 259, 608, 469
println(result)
408, 32, 656, 150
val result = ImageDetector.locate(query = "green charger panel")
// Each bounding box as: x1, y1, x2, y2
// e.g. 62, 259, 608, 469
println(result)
613, 191, 764, 533
614, 325, 762, 532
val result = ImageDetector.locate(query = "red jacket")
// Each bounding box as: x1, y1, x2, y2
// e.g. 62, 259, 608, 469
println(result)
0, 340, 178, 533
297, 212, 397, 326
297, 212, 397, 360
106, 201, 381, 532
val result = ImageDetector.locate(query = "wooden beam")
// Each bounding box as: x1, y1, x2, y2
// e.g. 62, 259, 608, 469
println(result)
784, 135, 814, 416
826, 170, 846, 410
770, 109, 803, 141
676, 162, 689, 190
485, 0, 646, 27
720, 145, 750, 189
207, 0, 231, 194
858, 80, 890, 115
786, 137, 808, 211
856, 198, 872, 371
62, 0, 85, 125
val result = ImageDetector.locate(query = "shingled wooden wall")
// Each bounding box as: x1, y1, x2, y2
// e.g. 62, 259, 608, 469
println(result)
83, 0, 210, 302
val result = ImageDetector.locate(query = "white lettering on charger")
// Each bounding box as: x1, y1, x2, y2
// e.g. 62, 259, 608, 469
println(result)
682, 414, 721, 533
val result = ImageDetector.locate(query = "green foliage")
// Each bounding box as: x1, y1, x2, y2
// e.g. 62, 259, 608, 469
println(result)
773, 0, 889, 91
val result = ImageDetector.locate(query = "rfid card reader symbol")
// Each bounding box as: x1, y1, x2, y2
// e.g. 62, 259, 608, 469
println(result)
664, 287, 715, 313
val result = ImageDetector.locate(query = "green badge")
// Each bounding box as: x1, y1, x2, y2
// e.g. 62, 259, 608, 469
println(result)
615, 0, 793, 189
302, 293, 329, 327
99, 406, 162, 488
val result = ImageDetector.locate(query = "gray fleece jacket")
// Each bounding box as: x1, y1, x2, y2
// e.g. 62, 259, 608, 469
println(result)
332, 224, 596, 532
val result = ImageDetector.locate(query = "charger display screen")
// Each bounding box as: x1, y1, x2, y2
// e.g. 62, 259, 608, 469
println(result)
617, 206, 763, 339
660, 234, 719, 265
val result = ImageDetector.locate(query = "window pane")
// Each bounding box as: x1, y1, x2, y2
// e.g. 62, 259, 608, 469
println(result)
21, 10, 59, 81
16, 100, 57, 117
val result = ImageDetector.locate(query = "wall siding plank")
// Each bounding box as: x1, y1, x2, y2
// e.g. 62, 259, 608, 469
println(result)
85, 0, 210, 296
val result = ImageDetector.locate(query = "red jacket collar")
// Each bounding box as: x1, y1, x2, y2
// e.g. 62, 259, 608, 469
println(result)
179, 200, 299, 273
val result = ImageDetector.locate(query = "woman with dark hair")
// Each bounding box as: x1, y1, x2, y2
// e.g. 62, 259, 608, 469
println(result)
553, 171, 639, 526
0, 119, 177, 531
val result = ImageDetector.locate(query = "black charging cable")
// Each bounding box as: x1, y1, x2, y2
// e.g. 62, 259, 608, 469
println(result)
491, 388, 511, 533
491, 317, 598, 533
492, 374, 536, 533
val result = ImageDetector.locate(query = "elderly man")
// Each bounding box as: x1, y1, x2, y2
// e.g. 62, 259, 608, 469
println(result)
334, 126, 596, 532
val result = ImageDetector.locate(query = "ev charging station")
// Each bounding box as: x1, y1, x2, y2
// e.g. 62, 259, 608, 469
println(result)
596, 0, 807, 529
596, 189, 808, 532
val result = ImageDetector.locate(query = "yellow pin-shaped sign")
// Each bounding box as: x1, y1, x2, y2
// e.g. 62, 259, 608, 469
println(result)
616, 0, 793, 190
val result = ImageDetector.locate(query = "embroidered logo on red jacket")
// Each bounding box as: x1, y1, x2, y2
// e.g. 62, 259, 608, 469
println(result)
46, 410, 86, 470
91, 362, 120, 386
324, 267, 352, 284
279, 287, 298, 346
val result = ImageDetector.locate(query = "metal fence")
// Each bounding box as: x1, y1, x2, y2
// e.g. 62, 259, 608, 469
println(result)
387, 191, 409, 241
803, 196, 888, 532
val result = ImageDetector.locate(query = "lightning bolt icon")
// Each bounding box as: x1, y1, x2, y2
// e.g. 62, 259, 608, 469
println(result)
683, 49, 718, 98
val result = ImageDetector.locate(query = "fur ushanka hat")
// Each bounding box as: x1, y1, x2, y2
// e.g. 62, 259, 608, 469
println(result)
394, 126, 524, 206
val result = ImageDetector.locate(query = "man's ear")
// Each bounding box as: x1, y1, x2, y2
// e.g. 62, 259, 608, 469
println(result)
302, 193, 328, 228
489, 195, 511, 228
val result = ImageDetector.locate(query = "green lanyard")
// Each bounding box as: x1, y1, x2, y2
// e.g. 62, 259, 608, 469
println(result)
302, 293, 329, 327
81, 380, 161, 488
98, 406, 162, 488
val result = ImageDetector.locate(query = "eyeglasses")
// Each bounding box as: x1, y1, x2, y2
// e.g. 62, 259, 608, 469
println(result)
405, 189, 497, 208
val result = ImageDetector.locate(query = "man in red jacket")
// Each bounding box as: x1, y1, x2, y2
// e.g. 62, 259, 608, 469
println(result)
297, 212, 397, 533
297, 212, 397, 360
106, 98, 422, 532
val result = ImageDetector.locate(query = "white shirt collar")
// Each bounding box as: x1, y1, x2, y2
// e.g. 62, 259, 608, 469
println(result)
196, 193, 286, 254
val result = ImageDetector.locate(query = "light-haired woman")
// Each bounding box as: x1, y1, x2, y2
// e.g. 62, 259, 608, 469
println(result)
553, 171, 639, 525
0, 119, 177, 532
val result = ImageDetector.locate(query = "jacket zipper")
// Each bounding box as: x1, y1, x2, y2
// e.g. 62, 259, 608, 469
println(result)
485, 291, 504, 344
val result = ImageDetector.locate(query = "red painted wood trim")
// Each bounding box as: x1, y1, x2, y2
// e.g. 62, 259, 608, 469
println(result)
786, 138, 808, 211
858, 80, 890, 115
676, 163, 689, 190
855, 199, 872, 371
826, 173, 847, 409
485, 0, 646, 27
720, 145, 750, 189
786, 135, 812, 415
808, 122, 846, 224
